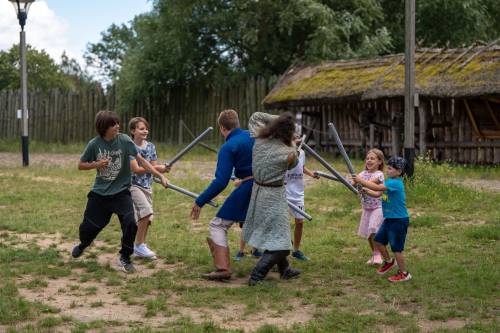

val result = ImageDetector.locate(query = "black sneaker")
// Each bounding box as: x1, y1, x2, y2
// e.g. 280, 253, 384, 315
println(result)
71, 244, 85, 258
117, 256, 135, 273
280, 268, 301, 280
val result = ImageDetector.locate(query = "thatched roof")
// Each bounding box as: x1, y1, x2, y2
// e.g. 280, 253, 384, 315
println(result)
263, 42, 500, 109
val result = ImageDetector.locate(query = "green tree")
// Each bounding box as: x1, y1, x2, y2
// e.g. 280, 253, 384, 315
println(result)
60, 52, 101, 90
84, 23, 135, 83
0, 45, 69, 91
110, 0, 392, 103
380, 0, 500, 52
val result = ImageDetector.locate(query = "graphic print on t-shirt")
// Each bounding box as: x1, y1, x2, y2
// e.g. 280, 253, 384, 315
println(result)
96, 147, 123, 181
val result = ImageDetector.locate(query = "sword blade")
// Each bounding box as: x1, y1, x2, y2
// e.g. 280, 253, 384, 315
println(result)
287, 200, 312, 221
167, 127, 213, 166
328, 122, 356, 176
153, 178, 218, 207
302, 143, 359, 195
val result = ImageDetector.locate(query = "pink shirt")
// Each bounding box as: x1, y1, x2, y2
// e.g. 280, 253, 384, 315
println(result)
359, 170, 384, 209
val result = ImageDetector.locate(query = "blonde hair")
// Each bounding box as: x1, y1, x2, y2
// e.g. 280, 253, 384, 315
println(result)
128, 117, 149, 139
218, 109, 240, 130
366, 148, 385, 171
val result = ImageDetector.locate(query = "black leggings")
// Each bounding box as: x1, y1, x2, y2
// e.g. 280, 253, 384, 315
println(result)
79, 190, 137, 258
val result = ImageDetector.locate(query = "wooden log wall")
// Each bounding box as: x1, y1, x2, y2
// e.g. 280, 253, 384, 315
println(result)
0, 89, 107, 143
286, 97, 500, 164
120, 77, 274, 146
0, 76, 275, 145
425, 98, 500, 164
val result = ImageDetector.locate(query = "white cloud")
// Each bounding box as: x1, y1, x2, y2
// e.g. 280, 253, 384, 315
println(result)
0, 1, 75, 62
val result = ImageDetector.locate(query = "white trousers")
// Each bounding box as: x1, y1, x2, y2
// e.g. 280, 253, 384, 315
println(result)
209, 217, 235, 247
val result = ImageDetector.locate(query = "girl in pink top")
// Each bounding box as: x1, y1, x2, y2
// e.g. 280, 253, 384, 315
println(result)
357, 149, 385, 265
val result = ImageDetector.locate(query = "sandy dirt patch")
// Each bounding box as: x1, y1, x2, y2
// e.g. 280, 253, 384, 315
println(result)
3, 230, 316, 332
418, 318, 468, 332
0, 153, 81, 168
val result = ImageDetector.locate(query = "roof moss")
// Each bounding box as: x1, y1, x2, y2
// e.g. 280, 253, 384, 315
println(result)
264, 45, 500, 107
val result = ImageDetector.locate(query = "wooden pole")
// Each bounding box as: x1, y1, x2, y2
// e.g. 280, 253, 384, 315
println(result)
178, 119, 183, 145
404, 0, 416, 176
369, 123, 375, 149
418, 100, 427, 157
391, 99, 402, 156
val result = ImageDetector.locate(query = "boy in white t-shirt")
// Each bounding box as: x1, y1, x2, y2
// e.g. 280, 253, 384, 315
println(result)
285, 147, 319, 261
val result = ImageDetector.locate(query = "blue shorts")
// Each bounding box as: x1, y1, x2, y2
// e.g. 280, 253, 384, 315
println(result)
374, 218, 409, 252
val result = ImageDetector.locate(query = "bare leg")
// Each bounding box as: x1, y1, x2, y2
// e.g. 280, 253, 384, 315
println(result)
293, 218, 304, 251
394, 252, 406, 272
135, 215, 151, 245
369, 234, 382, 264
368, 234, 375, 251
375, 241, 391, 261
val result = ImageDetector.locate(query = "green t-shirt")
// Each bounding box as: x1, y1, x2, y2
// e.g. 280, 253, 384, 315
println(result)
80, 133, 138, 196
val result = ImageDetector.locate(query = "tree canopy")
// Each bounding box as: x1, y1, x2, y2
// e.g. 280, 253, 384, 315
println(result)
83, 0, 500, 101
0, 45, 98, 92
2, 1, 499, 96
91, 0, 400, 103
0, 45, 69, 92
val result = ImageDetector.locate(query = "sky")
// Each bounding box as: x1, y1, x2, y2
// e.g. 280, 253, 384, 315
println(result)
0, 0, 152, 65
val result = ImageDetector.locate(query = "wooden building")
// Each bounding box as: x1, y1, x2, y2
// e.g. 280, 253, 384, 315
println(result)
263, 43, 500, 164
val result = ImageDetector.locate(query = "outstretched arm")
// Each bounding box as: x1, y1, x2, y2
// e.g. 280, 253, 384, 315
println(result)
135, 154, 168, 187
194, 145, 234, 208
361, 187, 382, 197
303, 166, 319, 179
353, 175, 387, 191
131, 160, 170, 175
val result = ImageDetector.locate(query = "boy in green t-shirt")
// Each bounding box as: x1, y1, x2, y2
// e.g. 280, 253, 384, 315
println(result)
72, 111, 168, 273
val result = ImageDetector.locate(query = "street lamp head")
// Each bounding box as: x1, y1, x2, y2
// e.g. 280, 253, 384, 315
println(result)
9, 0, 36, 29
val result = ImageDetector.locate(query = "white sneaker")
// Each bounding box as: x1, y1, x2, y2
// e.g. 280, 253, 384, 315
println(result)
134, 243, 157, 259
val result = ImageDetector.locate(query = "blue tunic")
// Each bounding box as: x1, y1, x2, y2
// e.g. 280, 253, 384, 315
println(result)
195, 128, 255, 222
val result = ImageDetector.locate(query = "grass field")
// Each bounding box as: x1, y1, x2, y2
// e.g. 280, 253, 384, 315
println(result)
0, 141, 498, 332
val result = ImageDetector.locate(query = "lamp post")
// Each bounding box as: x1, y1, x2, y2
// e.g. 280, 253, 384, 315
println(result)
9, 0, 35, 167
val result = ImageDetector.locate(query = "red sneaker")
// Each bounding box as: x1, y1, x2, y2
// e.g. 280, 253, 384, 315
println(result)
388, 270, 412, 282
377, 259, 396, 275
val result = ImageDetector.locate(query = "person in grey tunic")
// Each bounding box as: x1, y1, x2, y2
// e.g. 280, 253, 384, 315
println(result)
243, 112, 301, 286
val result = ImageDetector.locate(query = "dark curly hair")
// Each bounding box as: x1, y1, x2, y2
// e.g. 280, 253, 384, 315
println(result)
258, 112, 296, 146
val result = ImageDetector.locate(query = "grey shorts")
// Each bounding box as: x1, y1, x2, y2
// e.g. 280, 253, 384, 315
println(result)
130, 185, 154, 225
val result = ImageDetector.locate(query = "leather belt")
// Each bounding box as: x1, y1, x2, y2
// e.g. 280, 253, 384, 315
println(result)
240, 175, 254, 183
255, 180, 284, 187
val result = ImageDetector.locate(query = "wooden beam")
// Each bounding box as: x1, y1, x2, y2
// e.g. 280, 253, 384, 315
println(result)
463, 99, 483, 138
391, 99, 402, 156
439, 43, 477, 73
404, 0, 416, 176
459, 38, 500, 69
426, 141, 500, 148
484, 100, 500, 130
369, 123, 375, 149
418, 100, 427, 156
304, 118, 318, 144
487, 97, 500, 104
428, 121, 453, 128
479, 130, 500, 139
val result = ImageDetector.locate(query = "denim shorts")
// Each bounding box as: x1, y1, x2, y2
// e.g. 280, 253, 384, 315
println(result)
374, 218, 409, 252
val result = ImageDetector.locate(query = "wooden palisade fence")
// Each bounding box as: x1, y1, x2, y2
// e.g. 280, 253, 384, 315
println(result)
0, 77, 275, 145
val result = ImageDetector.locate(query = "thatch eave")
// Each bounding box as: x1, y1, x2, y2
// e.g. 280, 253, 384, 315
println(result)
264, 43, 500, 108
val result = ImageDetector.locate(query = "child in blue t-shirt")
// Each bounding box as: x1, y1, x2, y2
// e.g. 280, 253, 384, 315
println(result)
353, 156, 411, 282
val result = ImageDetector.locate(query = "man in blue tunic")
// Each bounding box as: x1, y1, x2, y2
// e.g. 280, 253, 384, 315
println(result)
191, 109, 255, 280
